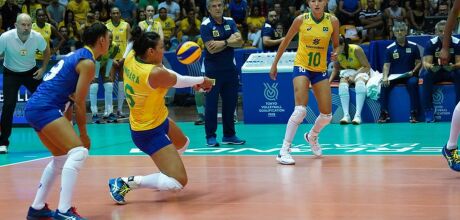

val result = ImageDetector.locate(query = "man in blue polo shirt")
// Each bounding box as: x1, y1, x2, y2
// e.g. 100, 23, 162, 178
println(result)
200, 0, 245, 147
379, 22, 421, 123
421, 20, 460, 123
262, 10, 284, 52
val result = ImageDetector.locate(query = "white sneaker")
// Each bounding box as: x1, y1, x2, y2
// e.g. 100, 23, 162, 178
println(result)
305, 132, 322, 157
276, 149, 295, 165
352, 115, 362, 125
340, 115, 351, 124
0, 145, 7, 154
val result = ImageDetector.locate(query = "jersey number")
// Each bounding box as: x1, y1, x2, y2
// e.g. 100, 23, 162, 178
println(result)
43, 60, 65, 81
307, 52, 321, 67
125, 83, 136, 108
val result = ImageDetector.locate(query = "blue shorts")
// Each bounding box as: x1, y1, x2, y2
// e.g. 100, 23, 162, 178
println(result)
292, 66, 328, 85
130, 118, 172, 155
25, 108, 64, 132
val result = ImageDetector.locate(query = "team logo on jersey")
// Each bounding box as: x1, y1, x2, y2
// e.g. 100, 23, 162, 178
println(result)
212, 30, 220, 37
406, 48, 412, 53
313, 38, 320, 45
323, 27, 328, 32
393, 52, 399, 59
224, 25, 230, 30
306, 26, 312, 31
19, 49, 27, 56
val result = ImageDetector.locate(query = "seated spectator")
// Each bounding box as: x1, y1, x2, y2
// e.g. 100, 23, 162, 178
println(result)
66, 0, 91, 25
262, 10, 284, 52
59, 10, 82, 43
379, 22, 422, 123
94, 0, 113, 22
179, 9, 201, 43
384, 0, 409, 38
338, 0, 362, 25
46, 0, 65, 27
359, 0, 384, 41
421, 20, 460, 122
408, 0, 427, 34
245, 5, 265, 48
55, 26, 76, 55
158, 0, 180, 21
329, 36, 371, 125
435, 0, 449, 16
1, 0, 21, 31
21, 0, 42, 22
154, 7, 177, 51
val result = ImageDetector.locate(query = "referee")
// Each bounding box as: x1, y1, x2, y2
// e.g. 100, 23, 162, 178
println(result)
0, 14, 50, 154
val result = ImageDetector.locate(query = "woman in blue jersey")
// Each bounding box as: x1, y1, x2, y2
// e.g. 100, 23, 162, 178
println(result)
25, 23, 110, 220
107, 28, 214, 205
269, 0, 340, 165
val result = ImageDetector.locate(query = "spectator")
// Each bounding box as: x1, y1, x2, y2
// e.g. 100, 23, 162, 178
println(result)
262, 10, 284, 51
338, 0, 362, 25
46, 0, 65, 27
329, 36, 371, 125
66, 0, 91, 25
177, 0, 196, 20
138, 0, 158, 11
55, 26, 76, 55
179, 9, 201, 43
21, 0, 42, 22
1, 0, 21, 31
379, 22, 422, 123
113, 0, 137, 25
154, 7, 177, 51
200, 0, 245, 147
94, 0, 113, 22
0, 14, 50, 153
228, 0, 247, 25
359, 0, 384, 41
421, 20, 460, 122
384, 0, 408, 38
252, 0, 268, 17
435, 0, 449, 16
139, 5, 163, 38
158, 0, 181, 21
59, 10, 81, 43
408, 0, 427, 34
245, 5, 265, 47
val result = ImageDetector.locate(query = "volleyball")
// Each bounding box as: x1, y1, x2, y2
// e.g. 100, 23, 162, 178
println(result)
176, 41, 202, 65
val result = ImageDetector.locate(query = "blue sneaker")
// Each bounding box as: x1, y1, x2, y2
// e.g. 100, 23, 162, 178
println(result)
108, 178, 131, 204
26, 203, 54, 220
425, 109, 435, 123
222, 136, 246, 145
53, 207, 86, 220
206, 137, 219, 147
442, 145, 460, 171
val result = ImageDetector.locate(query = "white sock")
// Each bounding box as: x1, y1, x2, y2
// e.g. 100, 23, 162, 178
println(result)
339, 83, 350, 116
31, 155, 67, 210
103, 82, 113, 115
355, 80, 367, 117
58, 147, 88, 213
137, 172, 183, 191
89, 83, 98, 115
447, 102, 460, 150
282, 106, 306, 150
118, 81, 125, 113
122, 176, 143, 189
309, 113, 332, 137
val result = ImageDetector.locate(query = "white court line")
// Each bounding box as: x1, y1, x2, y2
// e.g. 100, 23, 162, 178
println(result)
0, 156, 51, 168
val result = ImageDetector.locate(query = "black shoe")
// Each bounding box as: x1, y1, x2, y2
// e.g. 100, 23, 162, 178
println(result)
409, 110, 418, 123
194, 119, 205, 125
378, 110, 389, 123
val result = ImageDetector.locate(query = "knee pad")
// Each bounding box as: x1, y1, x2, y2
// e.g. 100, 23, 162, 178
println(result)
104, 82, 113, 93
64, 147, 88, 171
289, 106, 306, 125
157, 173, 184, 192
355, 80, 366, 94
317, 113, 332, 126
338, 83, 349, 96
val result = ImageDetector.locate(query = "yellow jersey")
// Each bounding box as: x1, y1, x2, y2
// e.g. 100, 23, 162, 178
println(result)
123, 50, 169, 131
32, 22, 51, 60
294, 12, 333, 72
337, 44, 362, 70
154, 17, 176, 39
139, 20, 162, 34
106, 20, 129, 60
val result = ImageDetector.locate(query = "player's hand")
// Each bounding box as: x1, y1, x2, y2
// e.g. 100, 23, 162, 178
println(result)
269, 65, 278, 80
382, 77, 390, 87
199, 77, 214, 92
80, 133, 91, 149
330, 52, 338, 62
33, 68, 45, 80
439, 47, 450, 65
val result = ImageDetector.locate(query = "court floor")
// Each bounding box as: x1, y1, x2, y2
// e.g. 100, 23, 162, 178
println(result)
1, 122, 460, 219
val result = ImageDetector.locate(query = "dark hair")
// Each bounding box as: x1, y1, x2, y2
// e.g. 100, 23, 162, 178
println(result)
339, 35, 351, 59
131, 26, 161, 56
82, 22, 108, 46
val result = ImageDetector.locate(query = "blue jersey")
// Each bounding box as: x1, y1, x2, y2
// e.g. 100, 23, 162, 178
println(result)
26, 47, 95, 111
384, 40, 421, 74
200, 16, 238, 75
424, 36, 460, 64
261, 22, 278, 52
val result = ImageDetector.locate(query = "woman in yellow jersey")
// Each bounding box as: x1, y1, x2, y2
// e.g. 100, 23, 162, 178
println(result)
329, 35, 371, 125
270, 0, 340, 165
138, 5, 164, 38
108, 28, 214, 205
